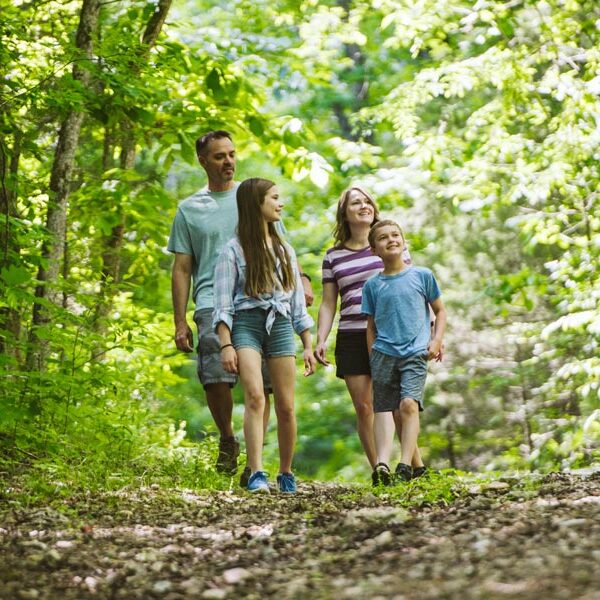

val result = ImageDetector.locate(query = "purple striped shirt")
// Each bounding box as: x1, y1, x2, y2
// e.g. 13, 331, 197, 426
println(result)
321, 245, 412, 331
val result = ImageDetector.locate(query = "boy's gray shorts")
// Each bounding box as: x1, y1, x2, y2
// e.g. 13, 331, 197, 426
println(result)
194, 309, 272, 391
370, 349, 428, 413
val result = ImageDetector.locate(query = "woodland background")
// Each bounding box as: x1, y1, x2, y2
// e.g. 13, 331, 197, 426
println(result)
1, 0, 598, 494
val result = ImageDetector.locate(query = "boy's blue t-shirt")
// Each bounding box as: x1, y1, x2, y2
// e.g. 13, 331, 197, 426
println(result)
361, 266, 441, 359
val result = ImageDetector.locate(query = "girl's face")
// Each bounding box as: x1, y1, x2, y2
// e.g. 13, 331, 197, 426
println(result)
344, 189, 375, 226
260, 185, 283, 223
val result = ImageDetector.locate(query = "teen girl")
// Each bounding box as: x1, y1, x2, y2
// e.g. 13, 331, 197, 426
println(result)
213, 178, 316, 494
314, 186, 426, 485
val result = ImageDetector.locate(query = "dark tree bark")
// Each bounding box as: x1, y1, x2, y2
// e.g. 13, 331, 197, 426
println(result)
92, 0, 172, 350
27, 0, 101, 371
0, 132, 22, 361
333, 0, 372, 142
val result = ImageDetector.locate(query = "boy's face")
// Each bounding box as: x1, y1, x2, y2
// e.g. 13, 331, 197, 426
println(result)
371, 224, 405, 259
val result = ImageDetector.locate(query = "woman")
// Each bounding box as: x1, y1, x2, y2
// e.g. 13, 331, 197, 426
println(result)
314, 186, 425, 484
213, 178, 316, 494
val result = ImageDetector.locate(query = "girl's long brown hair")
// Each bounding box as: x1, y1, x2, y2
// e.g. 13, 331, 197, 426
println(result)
332, 186, 380, 247
237, 178, 295, 297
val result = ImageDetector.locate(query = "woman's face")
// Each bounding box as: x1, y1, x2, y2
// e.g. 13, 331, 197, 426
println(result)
260, 185, 283, 223
344, 189, 375, 226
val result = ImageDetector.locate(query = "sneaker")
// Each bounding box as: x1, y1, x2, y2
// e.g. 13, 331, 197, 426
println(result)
216, 436, 240, 474
247, 471, 270, 493
395, 462, 413, 482
277, 472, 297, 494
412, 465, 429, 479
372, 462, 392, 487
239, 465, 251, 488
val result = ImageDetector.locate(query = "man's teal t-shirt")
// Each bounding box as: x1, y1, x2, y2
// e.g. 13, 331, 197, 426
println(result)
168, 185, 239, 313
167, 183, 287, 315
361, 266, 441, 358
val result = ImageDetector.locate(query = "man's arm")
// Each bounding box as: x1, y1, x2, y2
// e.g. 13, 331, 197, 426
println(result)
297, 258, 314, 307
172, 252, 194, 352
428, 297, 446, 361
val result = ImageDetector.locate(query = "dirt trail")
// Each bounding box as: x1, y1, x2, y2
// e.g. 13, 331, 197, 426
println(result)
1, 471, 599, 599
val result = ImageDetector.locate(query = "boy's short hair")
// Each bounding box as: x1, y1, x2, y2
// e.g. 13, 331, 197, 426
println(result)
368, 219, 404, 248
195, 130, 232, 157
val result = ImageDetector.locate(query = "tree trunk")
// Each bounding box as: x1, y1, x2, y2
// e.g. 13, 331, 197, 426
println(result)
0, 132, 22, 361
334, 0, 372, 142
26, 0, 101, 372
92, 0, 172, 352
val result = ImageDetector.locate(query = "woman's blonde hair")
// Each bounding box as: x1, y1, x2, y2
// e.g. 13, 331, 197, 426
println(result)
332, 186, 380, 246
237, 178, 295, 297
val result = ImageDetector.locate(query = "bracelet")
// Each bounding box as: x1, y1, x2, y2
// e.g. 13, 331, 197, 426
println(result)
220, 343, 234, 351
300, 272, 312, 282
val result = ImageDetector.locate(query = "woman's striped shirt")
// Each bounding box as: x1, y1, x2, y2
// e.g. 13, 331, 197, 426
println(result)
321, 245, 412, 331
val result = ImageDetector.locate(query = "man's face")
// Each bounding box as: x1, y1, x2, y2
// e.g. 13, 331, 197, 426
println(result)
372, 224, 405, 259
198, 137, 236, 187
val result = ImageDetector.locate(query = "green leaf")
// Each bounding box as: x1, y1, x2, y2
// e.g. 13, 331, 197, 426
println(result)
1, 265, 31, 286
248, 116, 264, 137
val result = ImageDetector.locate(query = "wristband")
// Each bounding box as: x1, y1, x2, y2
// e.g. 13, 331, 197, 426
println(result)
220, 343, 234, 351
300, 272, 312, 282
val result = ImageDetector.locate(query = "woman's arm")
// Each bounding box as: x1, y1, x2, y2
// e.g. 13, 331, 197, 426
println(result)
299, 328, 317, 376
366, 315, 376, 353
314, 281, 338, 366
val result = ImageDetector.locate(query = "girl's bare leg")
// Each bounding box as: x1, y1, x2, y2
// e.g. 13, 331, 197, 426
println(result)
237, 348, 266, 473
266, 355, 297, 474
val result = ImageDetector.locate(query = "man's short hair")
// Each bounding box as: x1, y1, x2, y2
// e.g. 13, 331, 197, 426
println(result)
368, 219, 404, 248
195, 130, 232, 157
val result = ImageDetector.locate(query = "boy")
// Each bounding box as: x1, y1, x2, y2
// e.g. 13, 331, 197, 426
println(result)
362, 220, 446, 485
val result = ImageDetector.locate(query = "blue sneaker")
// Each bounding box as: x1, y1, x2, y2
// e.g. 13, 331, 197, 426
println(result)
247, 471, 270, 493
277, 472, 297, 494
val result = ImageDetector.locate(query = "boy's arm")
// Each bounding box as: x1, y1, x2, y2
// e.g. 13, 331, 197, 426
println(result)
428, 297, 446, 361
366, 315, 376, 353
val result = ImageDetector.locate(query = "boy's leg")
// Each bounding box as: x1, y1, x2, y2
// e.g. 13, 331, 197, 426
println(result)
345, 374, 377, 468
237, 348, 267, 473
266, 355, 297, 474
398, 397, 420, 467
374, 411, 395, 466
397, 355, 427, 472
393, 412, 424, 468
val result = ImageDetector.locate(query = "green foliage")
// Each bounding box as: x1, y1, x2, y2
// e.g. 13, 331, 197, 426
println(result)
1, 0, 598, 500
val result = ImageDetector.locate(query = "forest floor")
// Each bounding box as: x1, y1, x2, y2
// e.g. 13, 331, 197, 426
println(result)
0, 470, 599, 600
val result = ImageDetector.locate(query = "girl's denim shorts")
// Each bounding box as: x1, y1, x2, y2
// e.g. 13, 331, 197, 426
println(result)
232, 307, 296, 358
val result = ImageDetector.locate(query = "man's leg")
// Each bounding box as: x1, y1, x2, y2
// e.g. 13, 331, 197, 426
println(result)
345, 375, 377, 468
206, 383, 239, 474
195, 308, 239, 473
205, 382, 234, 439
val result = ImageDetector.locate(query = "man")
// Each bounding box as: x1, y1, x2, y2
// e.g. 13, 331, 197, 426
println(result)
168, 130, 314, 477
